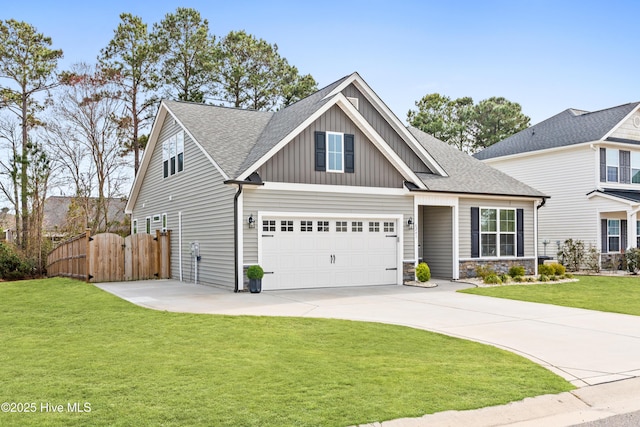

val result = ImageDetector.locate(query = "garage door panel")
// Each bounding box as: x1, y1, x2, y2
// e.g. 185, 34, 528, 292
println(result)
260, 216, 398, 290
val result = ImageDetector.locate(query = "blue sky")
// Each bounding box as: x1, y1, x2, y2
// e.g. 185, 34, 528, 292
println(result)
4, 0, 640, 125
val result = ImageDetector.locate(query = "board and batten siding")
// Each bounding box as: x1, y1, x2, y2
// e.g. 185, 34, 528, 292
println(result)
421, 206, 453, 277
458, 198, 536, 259
132, 115, 236, 287
341, 84, 432, 174
257, 105, 405, 188
242, 188, 414, 263
610, 110, 640, 141
486, 145, 599, 253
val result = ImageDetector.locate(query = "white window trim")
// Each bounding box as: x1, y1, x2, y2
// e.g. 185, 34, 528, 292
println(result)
480, 207, 517, 258
608, 219, 621, 253
606, 148, 619, 183
326, 131, 344, 173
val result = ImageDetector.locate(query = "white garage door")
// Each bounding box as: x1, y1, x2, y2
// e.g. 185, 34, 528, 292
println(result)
260, 217, 398, 290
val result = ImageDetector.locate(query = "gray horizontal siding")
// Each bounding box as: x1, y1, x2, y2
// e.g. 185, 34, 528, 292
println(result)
342, 84, 431, 173
132, 115, 235, 287
242, 188, 414, 263
258, 105, 405, 188
458, 198, 536, 259
421, 206, 453, 277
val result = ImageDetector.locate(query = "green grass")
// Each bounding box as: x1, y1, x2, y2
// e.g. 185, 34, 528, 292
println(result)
460, 275, 640, 315
0, 278, 573, 426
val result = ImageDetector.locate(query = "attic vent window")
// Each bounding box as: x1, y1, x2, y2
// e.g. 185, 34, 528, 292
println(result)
347, 97, 359, 110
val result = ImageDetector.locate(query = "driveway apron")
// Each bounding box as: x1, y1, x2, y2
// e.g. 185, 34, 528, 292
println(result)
95, 279, 640, 387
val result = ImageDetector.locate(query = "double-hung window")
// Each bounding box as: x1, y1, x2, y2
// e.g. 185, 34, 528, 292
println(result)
480, 208, 516, 257
163, 131, 185, 178
327, 132, 343, 173
607, 149, 619, 182
608, 219, 620, 252
632, 152, 640, 184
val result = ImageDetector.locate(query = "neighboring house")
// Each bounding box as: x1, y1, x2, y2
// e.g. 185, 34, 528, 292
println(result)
43, 196, 128, 240
475, 102, 640, 267
126, 72, 546, 291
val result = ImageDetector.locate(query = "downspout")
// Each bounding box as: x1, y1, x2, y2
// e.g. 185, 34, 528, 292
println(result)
233, 184, 243, 293
536, 197, 548, 276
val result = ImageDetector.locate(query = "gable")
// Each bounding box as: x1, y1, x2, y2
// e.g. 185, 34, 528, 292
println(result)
341, 84, 431, 173
257, 105, 405, 188
608, 110, 640, 143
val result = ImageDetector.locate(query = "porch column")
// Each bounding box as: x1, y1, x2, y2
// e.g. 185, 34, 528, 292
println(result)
630, 210, 638, 249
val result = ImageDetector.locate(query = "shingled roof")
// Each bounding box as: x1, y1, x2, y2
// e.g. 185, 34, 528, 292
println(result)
474, 102, 640, 160
409, 127, 546, 198
164, 76, 348, 179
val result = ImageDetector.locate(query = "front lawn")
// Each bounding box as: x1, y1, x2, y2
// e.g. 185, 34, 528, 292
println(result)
460, 275, 640, 316
1, 278, 573, 426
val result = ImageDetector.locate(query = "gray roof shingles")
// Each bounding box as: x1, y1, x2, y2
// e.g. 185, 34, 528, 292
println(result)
474, 102, 640, 160
409, 127, 546, 197
163, 75, 546, 199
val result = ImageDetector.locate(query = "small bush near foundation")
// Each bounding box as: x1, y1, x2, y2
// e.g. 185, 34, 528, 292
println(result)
538, 264, 553, 276
416, 262, 431, 282
475, 265, 496, 280
484, 274, 502, 285
557, 238, 585, 272
538, 274, 550, 282
247, 265, 264, 280
508, 265, 525, 278
513, 276, 524, 282
550, 275, 558, 281
565, 273, 574, 279
550, 263, 566, 276
526, 277, 536, 282
499, 273, 510, 283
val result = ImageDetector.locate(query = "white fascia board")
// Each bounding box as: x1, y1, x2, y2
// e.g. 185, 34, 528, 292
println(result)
602, 104, 640, 140
325, 73, 448, 177
587, 191, 639, 207
237, 93, 427, 189
335, 94, 427, 188
125, 103, 168, 214
456, 193, 546, 203
482, 141, 597, 164
258, 181, 410, 196
125, 102, 230, 214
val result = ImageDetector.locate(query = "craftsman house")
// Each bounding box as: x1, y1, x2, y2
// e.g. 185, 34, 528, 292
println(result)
126, 73, 546, 290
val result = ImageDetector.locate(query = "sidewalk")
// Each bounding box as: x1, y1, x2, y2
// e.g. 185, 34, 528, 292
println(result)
354, 377, 640, 427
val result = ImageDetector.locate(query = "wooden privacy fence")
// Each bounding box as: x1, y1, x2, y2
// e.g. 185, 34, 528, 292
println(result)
47, 229, 171, 283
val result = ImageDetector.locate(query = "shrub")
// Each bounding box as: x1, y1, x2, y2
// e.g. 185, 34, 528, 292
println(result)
538, 274, 550, 282
0, 243, 32, 280
499, 273, 510, 284
550, 262, 566, 276
475, 265, 496, 280
513, 276, 524, 282
484, 274, 502, 285
565, 273, 574, 279
526, 277, 536, 282
585, 244, 601, 273
508, 265, 525, 278
538, 264, 554, 276
626, 248, 640, 274
557, 239, 585, 272
416, 262, 431, 282
550, 275, 558, 281
246, 265, 264, 280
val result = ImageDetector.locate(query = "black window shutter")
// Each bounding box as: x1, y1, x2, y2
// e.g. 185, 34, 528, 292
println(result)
516, 209, 524, 257
315, 131, 326, 171
622, 220, 628, 250
620, 151, 631, 184
471, 207, 480, 258
601, 219, 608, 253
600, 148, 606, 182
344, 134, 355, 173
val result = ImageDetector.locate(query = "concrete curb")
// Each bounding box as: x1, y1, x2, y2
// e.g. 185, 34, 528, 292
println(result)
353, 377, 640, 427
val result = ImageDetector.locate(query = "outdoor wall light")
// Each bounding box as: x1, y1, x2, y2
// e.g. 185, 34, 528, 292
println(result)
247, 214, 255, 228
407, 217, 413, 229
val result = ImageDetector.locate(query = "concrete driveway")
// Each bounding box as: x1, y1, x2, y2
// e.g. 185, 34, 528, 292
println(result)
95, 279, 640, 387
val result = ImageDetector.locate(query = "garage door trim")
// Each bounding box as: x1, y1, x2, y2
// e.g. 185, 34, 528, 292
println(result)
257, 211, 404, 287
